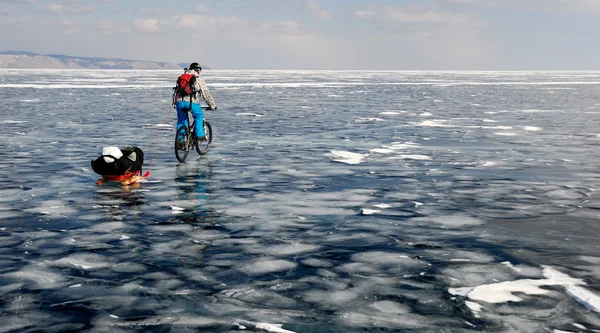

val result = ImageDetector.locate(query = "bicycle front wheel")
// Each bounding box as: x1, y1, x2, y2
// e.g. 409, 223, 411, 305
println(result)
175, 126, 190, 162
195, 121, 212, 155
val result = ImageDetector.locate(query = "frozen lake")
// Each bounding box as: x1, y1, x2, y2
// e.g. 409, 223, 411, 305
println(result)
2, 69, 600, 332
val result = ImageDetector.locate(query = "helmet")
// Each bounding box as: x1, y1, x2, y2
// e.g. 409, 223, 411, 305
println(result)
189, 62, 201, 71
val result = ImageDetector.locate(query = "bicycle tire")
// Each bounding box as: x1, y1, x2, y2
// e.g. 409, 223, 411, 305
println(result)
195, 121, 212, 155
175, 126, 190, 162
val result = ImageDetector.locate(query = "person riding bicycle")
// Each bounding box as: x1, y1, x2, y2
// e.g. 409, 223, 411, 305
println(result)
174, 62, 217, 141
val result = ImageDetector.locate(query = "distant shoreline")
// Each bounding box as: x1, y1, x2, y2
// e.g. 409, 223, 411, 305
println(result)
0, 51, 189, 70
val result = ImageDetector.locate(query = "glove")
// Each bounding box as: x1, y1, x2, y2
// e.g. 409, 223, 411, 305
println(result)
211, 106, 217, 111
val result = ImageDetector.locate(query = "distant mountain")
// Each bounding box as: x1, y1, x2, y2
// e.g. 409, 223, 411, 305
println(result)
0, 51, 194, 70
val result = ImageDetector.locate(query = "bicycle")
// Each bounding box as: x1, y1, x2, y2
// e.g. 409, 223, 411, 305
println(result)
174, 106, 213, 163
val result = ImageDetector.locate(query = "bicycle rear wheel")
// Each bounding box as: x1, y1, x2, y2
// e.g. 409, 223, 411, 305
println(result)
195, 121, 212, 155
175, 126, 190, 162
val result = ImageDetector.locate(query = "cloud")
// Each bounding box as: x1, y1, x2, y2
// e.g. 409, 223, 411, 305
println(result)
258, 20, 300, 33
11, 0, 586, 69
1, 0, 37, 3
445, 0, 500, 7
445, 0, 600, 14
170, 14, 205, 29
133, 18, 160, 33
349, 3, 498, 69
388, 7, 471, 24
355, 5, 477, 25
549, 0, 600, 14
151, 14, 300, 36
354, 10, 375, 19
306, 0, 331, 19
138, 8, 171, 16
39, 1, 95, 15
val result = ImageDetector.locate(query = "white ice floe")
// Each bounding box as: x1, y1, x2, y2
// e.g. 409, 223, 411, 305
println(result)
329, 150, 367, 164
521, 109, 549, 113
378, 111, 401, 115
388, 142, 421, 149
370, 148, 395, 154
494, 132, 517, 136
523, 126, 542, 131
143, 124, 172, 128
235, 320, 298, 333
501, 261, 522, 272
372, 203, 391, 209
465, 300, 484, 315
415, 120, 453, 127
450, 266, 600, 315
371, 142, 420, 154
479, 125, 513, 130
361, 208, 380, 215
236, 113, 265, 117
354, 117, 385, 122
565, 285, 600, 313
390, 154, 431, 160
170, 206, 185, 214
255, 322, 297, 333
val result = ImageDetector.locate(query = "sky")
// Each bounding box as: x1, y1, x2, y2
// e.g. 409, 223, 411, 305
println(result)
0, 0, 599, 70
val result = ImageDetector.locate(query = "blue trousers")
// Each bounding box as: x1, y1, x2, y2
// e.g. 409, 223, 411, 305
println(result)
175, 101, 205, 137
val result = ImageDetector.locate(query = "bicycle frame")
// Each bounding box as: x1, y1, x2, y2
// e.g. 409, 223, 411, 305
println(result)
174, 106, 213, 162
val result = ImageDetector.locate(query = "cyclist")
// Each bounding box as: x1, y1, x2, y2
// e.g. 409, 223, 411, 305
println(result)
174, 62, 217, 141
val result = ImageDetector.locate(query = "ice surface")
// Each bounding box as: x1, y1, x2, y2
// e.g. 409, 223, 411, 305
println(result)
242, 259, 298, 274
2, 69, 600, 331
412, 214, 484, 227
50, 253, 116, 270
329, 150, 367, 164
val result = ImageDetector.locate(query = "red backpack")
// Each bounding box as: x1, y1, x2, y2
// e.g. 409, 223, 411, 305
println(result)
174, 73, 197, 98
